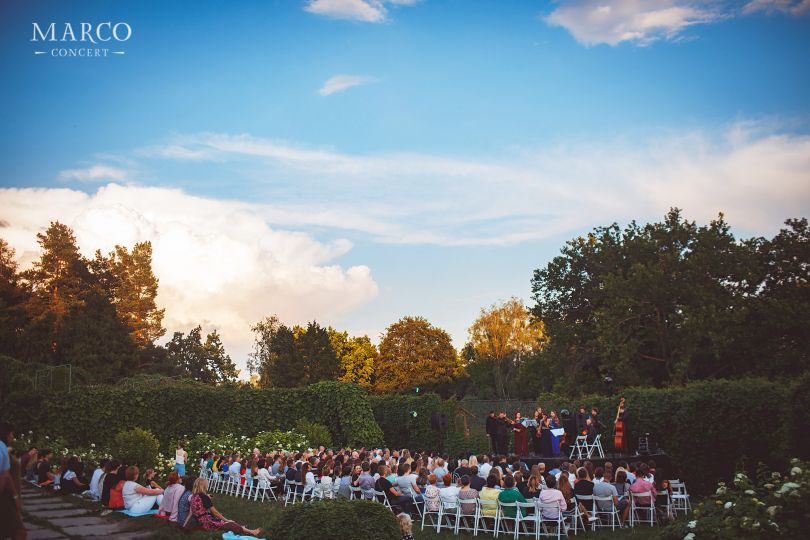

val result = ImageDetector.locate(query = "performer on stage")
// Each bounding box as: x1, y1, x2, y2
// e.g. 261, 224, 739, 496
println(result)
540, 415, 553, 457
496, 412, 510, 455
512, 412, 528, 456
531, 409, 543, 455
585, 418, 598, 444
613, 397, 629, 454
591, 407, 607, 435
549, 411, 561, 457
485, 411, 498, 454
575, 405, 589, 435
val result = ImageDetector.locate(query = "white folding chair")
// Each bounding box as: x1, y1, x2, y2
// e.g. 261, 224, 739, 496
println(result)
437, 495, 458, 534
537, 501, 564, 539
586, 435, 605, 458
569, 436, 588, 459
515, 501, 538, 538
630, 491, 656, 527
283, 479, 297, 506
361, 487, 377, 501
349, 485, 362, 500
410, 492, 425, 519
592, 495, 620, 530
421, 496, 441, 532
374, 489, 393, 511
455, 498, 478, 534
562, 501, 586, 535
657, 490, 674, 521
575, 494, 599, 530
475, 498, 498, 536
670, 480, 692, 514
496, 501, 519, 538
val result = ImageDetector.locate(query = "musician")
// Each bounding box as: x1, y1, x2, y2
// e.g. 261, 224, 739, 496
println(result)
540, 415, 553, 457
531, 409, 543, 455
485, 411, 498, 453
585, 418, 598, 444
513, 412, 528, 457
549, 411, 562, 457
614, 399, 629, 454
575, 406, 589, 434
590, 407, 606, 434
495, 412, 510, 455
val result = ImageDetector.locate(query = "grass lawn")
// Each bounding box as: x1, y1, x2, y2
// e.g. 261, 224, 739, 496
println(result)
78, 495, 667, 539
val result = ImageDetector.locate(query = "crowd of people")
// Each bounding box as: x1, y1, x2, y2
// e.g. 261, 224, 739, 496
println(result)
2, 415, 673, 540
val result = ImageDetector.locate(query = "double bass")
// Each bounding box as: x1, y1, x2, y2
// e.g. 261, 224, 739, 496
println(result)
613, 397, 628, 454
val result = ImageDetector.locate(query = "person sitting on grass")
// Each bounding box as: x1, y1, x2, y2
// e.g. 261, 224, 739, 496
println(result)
36, 449, 54, 487
88, 458, 108, 500
189, 477, 262, 537
122, 466, 164, 514
60, 456, 89, 496
143, 468, 162, 490
175, 475, 198, 529
158, 470, 184, 520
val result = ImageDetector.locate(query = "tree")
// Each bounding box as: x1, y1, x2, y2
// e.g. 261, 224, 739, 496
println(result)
166, 326, 238, 384
22, 222, 92, 357
467, 297, 545, 398
329, 329, 378, 387
0, 239, 27, 357
374, 316, 459, 394
106, 242, 166, 347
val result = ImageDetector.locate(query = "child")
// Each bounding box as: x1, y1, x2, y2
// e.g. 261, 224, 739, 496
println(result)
397, 513, 413, 540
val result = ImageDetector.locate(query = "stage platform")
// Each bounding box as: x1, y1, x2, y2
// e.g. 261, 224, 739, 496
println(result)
519, 452, 670, 472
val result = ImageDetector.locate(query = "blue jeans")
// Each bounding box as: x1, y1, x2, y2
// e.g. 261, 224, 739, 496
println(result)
174, 463, 186, 476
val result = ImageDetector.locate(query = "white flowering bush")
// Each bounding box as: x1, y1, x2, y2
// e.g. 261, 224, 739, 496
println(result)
662, 459, 810, 539
180, 430, 310, 471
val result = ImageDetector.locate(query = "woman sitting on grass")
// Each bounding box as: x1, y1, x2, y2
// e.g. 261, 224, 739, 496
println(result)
60, 456, 89, 496
122, 466, 164, 513
158, 471, 184, 520
189, 478, 262, 537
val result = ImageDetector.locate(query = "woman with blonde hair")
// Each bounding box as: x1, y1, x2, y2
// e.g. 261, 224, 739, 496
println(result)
189, 478, 262, 536
468, 455, 478, 468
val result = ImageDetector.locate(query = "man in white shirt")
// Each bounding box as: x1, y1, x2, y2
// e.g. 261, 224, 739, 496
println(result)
479, 458, 492, 479
88, 459, 108, 499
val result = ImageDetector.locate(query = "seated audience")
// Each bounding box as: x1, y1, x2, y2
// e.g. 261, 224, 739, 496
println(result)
60, 456, 89, 495
438, 473, 459, 509
122, 466, 164, 513
479, 474, 501, 518
158, 471, 184, 520
537, 475, 567, 519
189, 478, 262, 536
176, 475, 198, 528
424, 474, 440, 512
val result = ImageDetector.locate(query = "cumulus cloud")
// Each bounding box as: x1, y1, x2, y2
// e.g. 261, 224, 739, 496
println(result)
145, 121, 810, 245
58, 164, 131, 183
0, 184, 379, 374
545, 0, 721, 46
318, 74, 376, 96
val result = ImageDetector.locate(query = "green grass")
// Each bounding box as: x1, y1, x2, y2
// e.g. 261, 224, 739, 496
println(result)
26, 490, 667, 539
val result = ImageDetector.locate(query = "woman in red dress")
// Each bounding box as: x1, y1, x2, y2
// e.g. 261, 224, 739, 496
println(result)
513, 412, 529, 456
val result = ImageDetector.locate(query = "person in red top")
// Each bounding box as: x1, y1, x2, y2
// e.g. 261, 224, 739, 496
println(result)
628, 463, 657, 506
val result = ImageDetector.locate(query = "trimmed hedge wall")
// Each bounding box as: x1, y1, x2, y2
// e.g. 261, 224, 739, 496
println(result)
369, 393, 456, 451
5, 379, 384, 450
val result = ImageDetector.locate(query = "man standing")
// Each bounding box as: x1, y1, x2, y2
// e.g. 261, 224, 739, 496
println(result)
0, 422, 25, 540
485, 411, 498, 454
576, 406, 589, 435
496, 412, 510, 455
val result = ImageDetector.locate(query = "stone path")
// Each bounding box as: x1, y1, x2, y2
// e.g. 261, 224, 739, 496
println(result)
20, 483, 155, 539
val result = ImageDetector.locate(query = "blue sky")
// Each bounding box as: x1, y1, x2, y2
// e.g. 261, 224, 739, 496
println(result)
2, 0, 809, 372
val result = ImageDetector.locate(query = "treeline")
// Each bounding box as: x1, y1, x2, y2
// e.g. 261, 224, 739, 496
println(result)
2, 209, 808, 398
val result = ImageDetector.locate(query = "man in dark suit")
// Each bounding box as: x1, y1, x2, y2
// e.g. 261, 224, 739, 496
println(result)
485, 411, 498, 453
496, 412, 510, 455
576, 405, 589, 435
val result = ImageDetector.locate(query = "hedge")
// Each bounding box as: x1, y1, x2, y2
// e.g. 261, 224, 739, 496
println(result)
3, 378, 383, 450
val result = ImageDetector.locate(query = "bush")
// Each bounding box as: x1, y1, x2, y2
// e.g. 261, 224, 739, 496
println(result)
111, 428, 159, 469
661, 458, 810, 539
272, 498, 399, 540
294, 419, 332, 449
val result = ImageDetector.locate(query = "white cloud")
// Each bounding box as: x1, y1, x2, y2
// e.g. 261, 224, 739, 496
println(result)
303, 0, 419, 22
304, 0, 387, 22
744, 0, 810, 15
0, 184, 379, 375
544, 0, 724, 46
145, 121, 810, 246
318, 74, 376, 96
58, 164, 131, 183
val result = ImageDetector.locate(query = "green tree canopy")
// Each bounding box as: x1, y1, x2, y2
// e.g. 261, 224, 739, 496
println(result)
374, 316, 459, 394
166, 326, 238, 384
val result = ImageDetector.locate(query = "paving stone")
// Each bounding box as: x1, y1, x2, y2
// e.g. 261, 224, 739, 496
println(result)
27, 507, 91, 518
61, 524, 122, 536
47, 516, 109, 528
22, 521, 45, 531
24, 529, 66, 540
23, 501, 77, 509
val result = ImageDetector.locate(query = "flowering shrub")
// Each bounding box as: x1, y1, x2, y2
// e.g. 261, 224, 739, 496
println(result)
179, 430, 310, 470
662, 458, 810, 539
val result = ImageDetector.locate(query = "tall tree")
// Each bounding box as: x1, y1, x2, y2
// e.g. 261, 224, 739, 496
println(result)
0, 239, 27, 357
329, 329, 378, 388
166, 326, 238, 384
467, 297, 545, 398
22, 222, 91, 357
106, 242, 166, 347
374, 316, 459, 394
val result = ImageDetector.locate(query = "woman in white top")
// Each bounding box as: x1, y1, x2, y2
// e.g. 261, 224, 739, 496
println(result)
316, 464, 334, 498
174, 443, 187, 477
301, 462, 317, 496
438, 474, 460, 509
122, 466, 164, 514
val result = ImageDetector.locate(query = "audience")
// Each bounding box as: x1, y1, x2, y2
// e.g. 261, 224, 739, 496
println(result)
122, 466, 164, 513
157, 470, 184, 519
537, 474, 567, 519
189, 478, 262, 536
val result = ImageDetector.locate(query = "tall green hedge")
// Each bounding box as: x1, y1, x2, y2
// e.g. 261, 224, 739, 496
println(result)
5, 379, 383, 450
369, 392, 456, 451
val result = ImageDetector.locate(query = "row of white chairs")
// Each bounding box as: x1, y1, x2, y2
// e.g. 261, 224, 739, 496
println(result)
568, 435, 605, 460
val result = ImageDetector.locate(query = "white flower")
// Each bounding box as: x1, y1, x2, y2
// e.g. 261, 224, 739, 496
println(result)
683, 533, 696, 540
687, 520, 697, 529
715, 486, 727, 495
744, 489, 755, 495
90, 443, 95, 448
724, 501, 734, 509
790, 466, 802, 476
767, 505, 779, 517
777, 482, 800, 494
